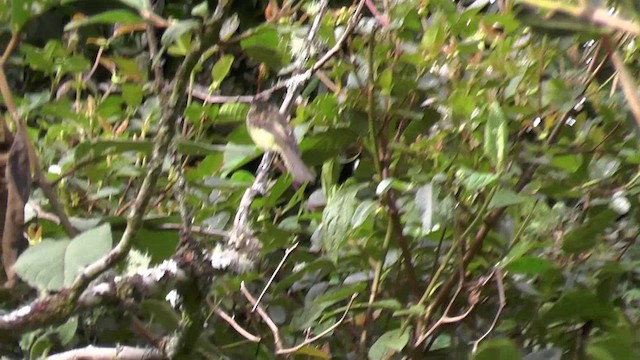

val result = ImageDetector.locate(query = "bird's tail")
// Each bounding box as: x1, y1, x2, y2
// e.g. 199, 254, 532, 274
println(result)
279, 146, 315, 183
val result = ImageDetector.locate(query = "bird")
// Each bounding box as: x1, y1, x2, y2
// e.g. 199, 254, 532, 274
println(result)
245, 100, 315, 183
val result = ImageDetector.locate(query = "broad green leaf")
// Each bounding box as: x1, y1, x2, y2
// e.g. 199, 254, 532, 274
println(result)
488, 189, 530, 209
456, 168, 498, 190
210, 55, 234, 90
240, 25, 286, 69
562, 209, 617, 254
551, 154, 583, 173
14, 224, 112, 291
221, 143, 257, 174
370, 299, 402, 310
302, 129, 359, 166
321, 186, 360, 262
484, 102, 508, 171
30, 335, 52, 359
22, 44, 55, 73
191, 1, 209, 17
506, 256, 556, 275
161, 19, 200, 48
473, 338, 521, 360
56, 317, 78, 346
351, 200, 376, 228
64, 10, 144, 30
314, 283, 366, 306
214, 102, 248, 123
131, 229, 178, 263
368, 327, 411, 360
378, 68, 393, 96
541, 290, 615, 325
59, 55, 91, 74
122, 83, 143, 108
141, 299, 180, 331
587, 333, 636, 360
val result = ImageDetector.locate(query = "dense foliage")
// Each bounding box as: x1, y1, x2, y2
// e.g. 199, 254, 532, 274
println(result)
0, 0, 639, 359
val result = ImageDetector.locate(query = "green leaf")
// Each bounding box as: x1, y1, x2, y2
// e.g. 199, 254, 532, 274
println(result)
220, 13, 240, 41
59, 55, 91, 74
293, 345, 330, 359
122, 83, 143, 108
587, 333, 637, 360
22, 44, 55, 73
484, 102, 508, 171
141, 299, 180, 331
64, 10, 144, 31
30, 335, 53, 359
162, 20, 199, 56
132, 228, 178, 263
506, 256, 556, 275
321, 186, 360, 262
541, 290, 615, 324
562, 208, 617, 254
551, 154, 583, 173
488, 189, 529, 209
473, 338, 521, 360
456, 168, 498, 191
14, 224, 112, 291
368, 327, 411, 360
351, 200, 376, 228
240, 25, 286, 69
210, 55, 234, 90
56, 317, 78, 346
302, 129, 359, 166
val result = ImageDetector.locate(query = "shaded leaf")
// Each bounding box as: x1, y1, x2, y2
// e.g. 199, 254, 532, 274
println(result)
473, 338, 521, 360
562, 209, 617, 254
321, 186, 360, 262
456, 168, 498, 190
368, 327, 411, 360
488, 189, 529, 209
541, 290, 615, 325
141, 299, 180, 331
587, 333, 636, 360
14, 224, 112, 291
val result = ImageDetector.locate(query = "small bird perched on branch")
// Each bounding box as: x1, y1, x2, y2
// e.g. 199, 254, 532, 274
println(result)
246, 100, 315, 183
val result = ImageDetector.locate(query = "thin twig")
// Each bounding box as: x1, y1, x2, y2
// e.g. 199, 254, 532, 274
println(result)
278, 293, 357, 355
241, 281, 357, 355
215, 308, 262, 343
0, 33, 19, 66
252, 242, 299, 312
240, 281, 283, 349
415, 264, 472, 347
471, 266, 506, 353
